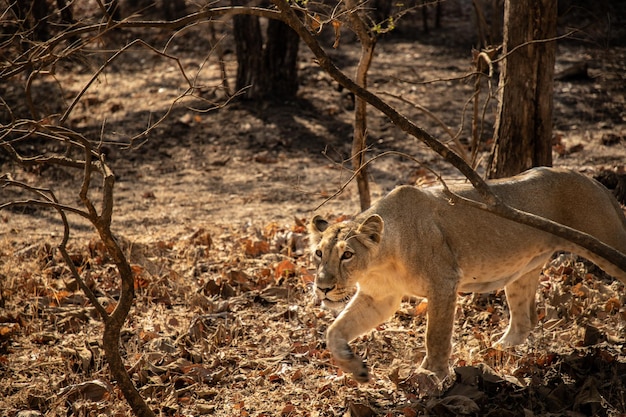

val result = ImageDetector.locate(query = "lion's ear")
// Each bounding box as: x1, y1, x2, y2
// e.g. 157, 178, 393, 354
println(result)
309, 215, 329, 243
357, 215, 384, 245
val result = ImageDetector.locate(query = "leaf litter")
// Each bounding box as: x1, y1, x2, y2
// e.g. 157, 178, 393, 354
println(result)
1, 217, 625, 416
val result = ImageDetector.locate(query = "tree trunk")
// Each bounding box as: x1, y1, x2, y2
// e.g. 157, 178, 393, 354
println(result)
352, 39, 375, 211
265, 19, 300, 99
345, 0, 376, 210
232, 14, 264, 99
487, 0, 557, 178
232, 14, 299, 101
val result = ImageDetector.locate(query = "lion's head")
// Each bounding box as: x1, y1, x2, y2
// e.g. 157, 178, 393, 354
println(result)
308, 214, 384, 310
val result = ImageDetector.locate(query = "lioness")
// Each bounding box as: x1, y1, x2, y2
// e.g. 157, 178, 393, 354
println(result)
309, 167, 626, 382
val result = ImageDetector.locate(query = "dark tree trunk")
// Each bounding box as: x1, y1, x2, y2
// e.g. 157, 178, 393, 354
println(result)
233, 15, 264, 98
487, 0, 557, 178
265, 19, 300, 99
232, 15, 300, 101
57, 0, 75, 26
12, 0, 50, 40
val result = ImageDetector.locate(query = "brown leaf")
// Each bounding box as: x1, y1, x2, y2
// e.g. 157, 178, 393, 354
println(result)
290, 369, 303, 382
401, 407, 418, 417
225, 269, 252, 290
348, 401, 376, 417
583, 324, 604, 346
204, 279, 236, 298
300, 269, 315, 284
275, 259, 297, 279
243, 239, 270, 257
105, 300, 117, 314
332, 20, 342, 48
572, 282, 588, 298
258, 287, 289, 303
308, 13, 322, 32
139, 330, 159, 342
58, 379, 112, 402
0, 323, 20, 339
535, 353, 558, 368
605, 297, 621, 314
268, 374, 283, 384
189, 228, 212, 247
48, 290, 72, 306
414, 300, 428, 316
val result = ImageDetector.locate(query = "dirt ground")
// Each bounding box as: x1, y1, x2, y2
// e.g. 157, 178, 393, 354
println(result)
1, 1, 626, 416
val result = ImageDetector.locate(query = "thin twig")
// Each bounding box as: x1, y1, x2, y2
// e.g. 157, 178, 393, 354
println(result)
60, 39, 193, 124
492, 29, 579, 65
380, 92, 468, 161
314, 150, 441, 210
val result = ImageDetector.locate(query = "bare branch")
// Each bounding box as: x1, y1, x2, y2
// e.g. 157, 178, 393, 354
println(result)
0, 6, 284, 80
380, 92, 468, 160
60, 39, 193, 124
1, 123, 102, 171
0, 177, 91, 219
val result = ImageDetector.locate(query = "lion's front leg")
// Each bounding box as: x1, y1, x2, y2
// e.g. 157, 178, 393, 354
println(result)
420, 286, 457, 381
326, 291, 402, 383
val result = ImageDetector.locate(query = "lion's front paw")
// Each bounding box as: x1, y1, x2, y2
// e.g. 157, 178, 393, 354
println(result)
419, 356, 451, 382
343, 361, 370, 383
494, 329, 529, 347
332, 342, 370, 383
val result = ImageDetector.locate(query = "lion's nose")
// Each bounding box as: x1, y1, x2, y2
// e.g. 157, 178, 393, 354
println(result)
316, 284, 336, 295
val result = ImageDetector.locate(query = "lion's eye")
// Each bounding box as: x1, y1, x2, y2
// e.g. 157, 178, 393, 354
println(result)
315, 249, 323, 259
341, 251, 354, 261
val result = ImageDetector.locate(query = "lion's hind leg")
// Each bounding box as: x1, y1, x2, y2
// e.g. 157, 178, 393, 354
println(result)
496, 269, 541, 346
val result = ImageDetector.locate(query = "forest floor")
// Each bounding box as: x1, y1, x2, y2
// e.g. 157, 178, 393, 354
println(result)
1, 1, 626, 416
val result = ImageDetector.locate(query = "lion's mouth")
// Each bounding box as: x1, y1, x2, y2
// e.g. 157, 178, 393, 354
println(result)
315, 288, 355, 312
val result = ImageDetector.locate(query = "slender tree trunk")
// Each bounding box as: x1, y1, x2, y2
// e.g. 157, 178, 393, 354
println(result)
345, 0, 375, 210
352, 39, 375, 210
100, 236, 155, 417
487, 0, 557, 178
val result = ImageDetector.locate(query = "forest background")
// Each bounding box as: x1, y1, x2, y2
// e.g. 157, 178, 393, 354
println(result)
1, 0, 625, 415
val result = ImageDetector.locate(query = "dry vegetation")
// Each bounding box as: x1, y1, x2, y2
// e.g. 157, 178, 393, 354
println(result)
1, 219, 625, 416
2, 0, 626, 416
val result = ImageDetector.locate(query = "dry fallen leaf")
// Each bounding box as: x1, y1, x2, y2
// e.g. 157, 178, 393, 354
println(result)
242, 239, 271, 257
58, 379, 112, 402
347, 401, 376, 417
274, 259, 297, 279
427, 395, 480, 415
332, 20, 342, 48
604, 297, 621, 313
414, 300, 428, 316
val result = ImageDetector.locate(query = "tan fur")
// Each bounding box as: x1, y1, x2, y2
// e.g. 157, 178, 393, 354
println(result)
309, 167, 626, 383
